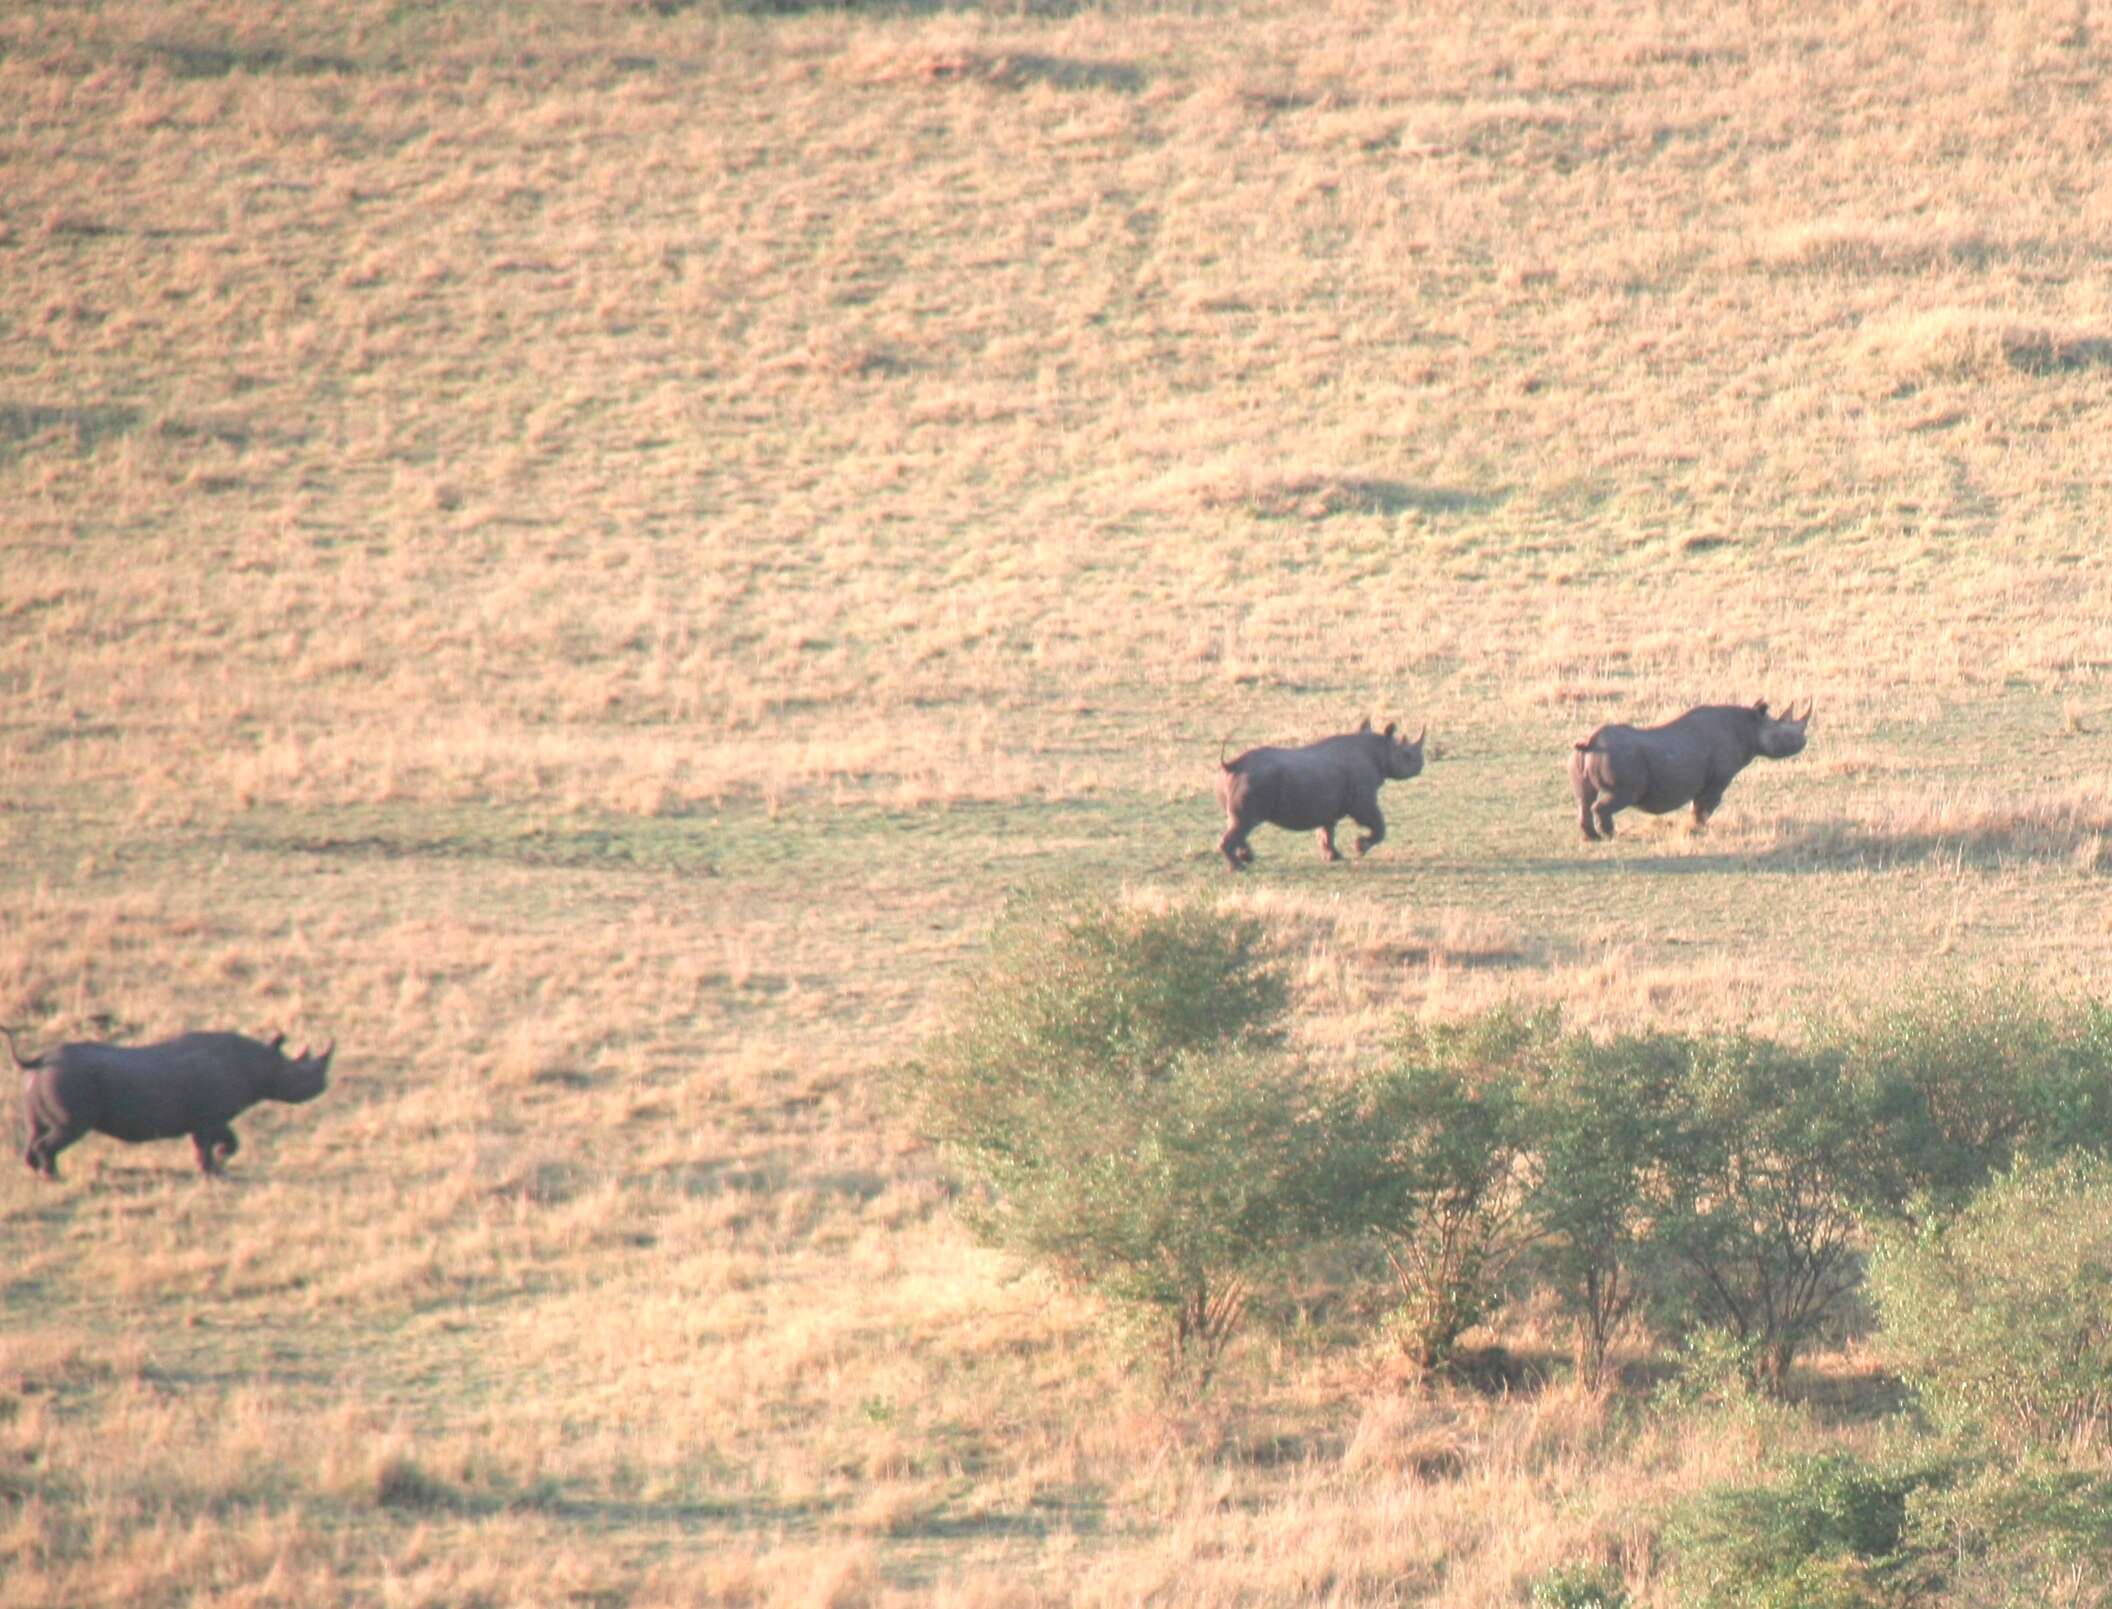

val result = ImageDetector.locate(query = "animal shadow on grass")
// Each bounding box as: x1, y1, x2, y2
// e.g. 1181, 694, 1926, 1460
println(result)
140, 36, 358, 78
107, 1160, 269, 1193
1568, 850, 1763, 878
880, 1502, 1101, 1544
9, 1159, 256, 1200
524, 1483, 1104, 1542
1517, 842, 1838, 879
1240, 477, 1500, 521
2008, 334, 2112, 375
1516, 809, 2111, 877
978, 53, 1145, 92
666, 0, 1089, 17
1568, 811, 2112, 877
1362, 938, 1534, 972
0, 403, 141, 460
838, 46, 1143, 91
1763, 813, 2112, 873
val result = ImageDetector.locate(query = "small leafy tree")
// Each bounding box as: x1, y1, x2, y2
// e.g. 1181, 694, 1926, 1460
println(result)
1003, 1043, 1327, 1383
1651, 1033, 1878, 1390
909, 887, 1287, 1160
1869, 1152, 2112, 1453
1338, 1007, 1555, 1371
1533, 1029, 1685, 1388
903, 891, 1316, 1386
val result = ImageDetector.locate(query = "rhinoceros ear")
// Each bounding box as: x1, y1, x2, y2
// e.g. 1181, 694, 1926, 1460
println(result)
1384, 721, 1398, 738
1359, 716, 1372, 733
267, 1032, 286, 1053
1753, 699, 1770, 715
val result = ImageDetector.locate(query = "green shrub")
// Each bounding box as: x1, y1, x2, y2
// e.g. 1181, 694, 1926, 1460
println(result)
1664, 1452, 1926, 1608
1869, 1152, 2112, 1452
1528, 1560, 1629, 1608
1827, 978, 2112, 1220
1909, 1459, 2112, 1607
1674, 1449, 2112, 1609
1335, 1007, 1556, 1371
903, 891, 1314, 1385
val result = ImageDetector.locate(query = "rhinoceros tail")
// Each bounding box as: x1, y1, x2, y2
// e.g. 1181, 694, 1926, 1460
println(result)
1218, 733, 1237, 770
0, 1025, 44, 1071
1573, 732, 1601, 753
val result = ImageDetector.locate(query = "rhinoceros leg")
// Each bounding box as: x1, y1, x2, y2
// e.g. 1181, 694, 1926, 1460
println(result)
1594, 802, 1617, 839
1315, 824, 1343, 862
1572, 771, 1605, 841
24, 1117, 80, 1179
192, 1126, 239, 1175
1690, 784, 1726, 831
1219, 821, 1255, 870
1352, 805, 1386, 857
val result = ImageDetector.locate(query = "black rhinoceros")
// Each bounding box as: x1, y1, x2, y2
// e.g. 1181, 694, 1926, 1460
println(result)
1216, 718, 1427, 869
1570, 699, 1812, 841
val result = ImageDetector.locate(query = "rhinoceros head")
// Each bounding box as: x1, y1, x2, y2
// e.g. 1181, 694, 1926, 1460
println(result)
1381, 720, 1427, 780
1754, 699, 1813, 758
273, 1040, 334, 1104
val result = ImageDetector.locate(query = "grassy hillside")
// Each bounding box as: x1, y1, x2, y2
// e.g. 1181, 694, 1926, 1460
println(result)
3, 0, 2110, 1601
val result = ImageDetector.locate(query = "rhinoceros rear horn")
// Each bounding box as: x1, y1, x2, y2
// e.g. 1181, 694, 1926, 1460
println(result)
1413, 724, 1426, 747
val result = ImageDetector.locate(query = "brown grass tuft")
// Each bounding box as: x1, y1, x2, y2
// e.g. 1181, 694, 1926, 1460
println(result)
1341, 1393, 1479, 1479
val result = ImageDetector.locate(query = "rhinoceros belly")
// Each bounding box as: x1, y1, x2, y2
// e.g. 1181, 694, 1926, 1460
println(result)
1632, 753, 1707, 812
79, 1067, 212, 1142
1255, 773, 1352, 830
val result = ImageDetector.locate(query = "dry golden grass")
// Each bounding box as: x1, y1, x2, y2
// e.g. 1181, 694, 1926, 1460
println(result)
3, 0, 2112, 1601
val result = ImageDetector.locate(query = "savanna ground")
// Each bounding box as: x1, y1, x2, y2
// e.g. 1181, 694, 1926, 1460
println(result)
2, 0, 2110, 1601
